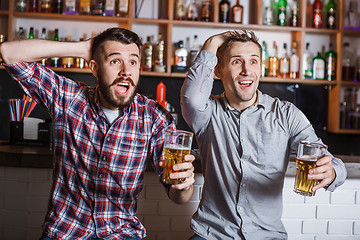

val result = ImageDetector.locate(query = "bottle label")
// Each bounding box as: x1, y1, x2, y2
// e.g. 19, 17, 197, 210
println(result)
144, 46, 153, 68
314, 59, 325, 79
313, 12, 322, 27
280, 60, 289, 73
175, 0, 186, 18
290, 55, 299, 72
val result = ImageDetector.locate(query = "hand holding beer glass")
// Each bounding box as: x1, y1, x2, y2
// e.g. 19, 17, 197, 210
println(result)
294, 141, 328, 196
162, 129, 193, 185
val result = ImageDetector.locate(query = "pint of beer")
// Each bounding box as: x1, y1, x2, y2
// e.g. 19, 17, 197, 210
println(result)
161, 129, 193, 185
293, 141, 328, 196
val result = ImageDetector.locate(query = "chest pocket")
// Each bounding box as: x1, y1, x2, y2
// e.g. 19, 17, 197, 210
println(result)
256, 131, 289, 172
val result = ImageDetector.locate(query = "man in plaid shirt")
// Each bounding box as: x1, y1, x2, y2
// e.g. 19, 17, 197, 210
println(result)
0, 27, 195, 239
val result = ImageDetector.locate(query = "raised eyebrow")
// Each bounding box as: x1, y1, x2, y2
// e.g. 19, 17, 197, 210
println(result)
106, 52, 140, 60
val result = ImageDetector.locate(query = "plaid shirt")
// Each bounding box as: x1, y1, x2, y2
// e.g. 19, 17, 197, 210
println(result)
6, 62, 175, 239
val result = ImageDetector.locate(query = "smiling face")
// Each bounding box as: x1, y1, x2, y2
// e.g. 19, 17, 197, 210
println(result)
90, 40, 140, 110
215, 41, 261, 111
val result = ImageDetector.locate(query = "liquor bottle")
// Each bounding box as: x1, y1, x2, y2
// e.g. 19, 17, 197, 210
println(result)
269, 41, 279, 77
219, 0, 230, 23
279, 43, 290, 78
17, 27, 26, 39
28, 0, 38, 12
189, 35, 201, 66
325, 43, 336, 81
28, 27, 34, 39
302, 42, 313, 78
79, 0, 91, 14
40, 0, 53, 13
289, 1, 299, 27
63, 0, 77, 14
91, 0, 104, 15
154, 33, 166, 73
174, 0, 186, 20
313, 0, 322, 28
51, 29, 61, 68
263, 0, 273, 25
290, 41, 299, 79
156, 82, 167, 109
40, 28, 49, 66
277, 0, 287, 26
116, 0, 128, 17
174, 40, 188, 67
104, 0, 115, 16
16, 0, 27, 12
342, 42, 355, 82
201, 0, 211, 22
231, 0, 243, 23
312, 52, 325, 79
54, 0, 63, 14
261, 41, 269, 77
141, 36, 153, 72
326, 0, 336, 29
187, 0, 198, 21
62, 36, 74, 68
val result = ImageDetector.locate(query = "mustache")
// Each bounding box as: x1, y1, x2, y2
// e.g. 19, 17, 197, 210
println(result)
111, 77, 135, 87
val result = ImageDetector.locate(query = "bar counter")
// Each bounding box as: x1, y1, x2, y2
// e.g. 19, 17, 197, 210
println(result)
0, 144, 359, 178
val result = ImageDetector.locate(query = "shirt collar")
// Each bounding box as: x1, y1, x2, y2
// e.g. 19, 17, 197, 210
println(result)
221, 90, 267, 112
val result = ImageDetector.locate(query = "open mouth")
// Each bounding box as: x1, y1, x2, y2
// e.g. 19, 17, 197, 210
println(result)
115, 82, 130, 95
239, 80, 253, 87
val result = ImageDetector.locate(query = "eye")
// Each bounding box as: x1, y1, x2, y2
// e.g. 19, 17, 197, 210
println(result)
110, 59, 120, 64
130, 60, 138, 66
232, 59, 242, 65
251, 59, 258, 64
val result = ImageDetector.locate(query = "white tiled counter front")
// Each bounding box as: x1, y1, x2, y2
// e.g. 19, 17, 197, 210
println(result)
0, 157, 359, 240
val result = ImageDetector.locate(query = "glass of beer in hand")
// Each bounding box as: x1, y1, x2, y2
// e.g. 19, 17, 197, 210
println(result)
294, 141, 328, 196
162, 129, 193, 185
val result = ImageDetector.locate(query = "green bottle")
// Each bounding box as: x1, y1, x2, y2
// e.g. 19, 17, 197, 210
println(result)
326, 0, 336, 29
325, 43, 336, 81
261, 41, 269, 77
313, 52, 325, 80
51, 29, 61, 68
28, 27, 34, 39
277, 0, 287, 26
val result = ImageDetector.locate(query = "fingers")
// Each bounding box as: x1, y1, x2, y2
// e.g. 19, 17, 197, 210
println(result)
308, 155, 336, 192
170, 154, 196, 190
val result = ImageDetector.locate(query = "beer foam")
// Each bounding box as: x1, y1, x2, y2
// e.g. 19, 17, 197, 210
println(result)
298, 155, 318, 162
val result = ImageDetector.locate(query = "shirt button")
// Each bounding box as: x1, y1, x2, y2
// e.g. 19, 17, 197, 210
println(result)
241, 183, 246, 187
241, 115, 246, 119
106, 137, 110, 142
99, 174, 103, 178
241, 138, 245, 142
87, 230, 91, 234
242, 160, 246, 164
238, 206, 243, 211
242, 226, 246, 231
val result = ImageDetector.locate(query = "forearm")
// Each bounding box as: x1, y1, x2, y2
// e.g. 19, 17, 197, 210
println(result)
169, 185, 193, 204
0, 39, 91, 65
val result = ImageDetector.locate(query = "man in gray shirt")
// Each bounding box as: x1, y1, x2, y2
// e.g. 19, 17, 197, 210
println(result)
181, 30, 347, 239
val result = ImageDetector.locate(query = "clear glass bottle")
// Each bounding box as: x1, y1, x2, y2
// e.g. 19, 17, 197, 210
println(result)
279, 43, 290, 78
17, 27, 26, 39
231, 0, 243, 23
189, 35, 201, 66
141, 36, 153, 72
312, 52, 325, 79
290, 41, 299, 79
302, 42, 313, 79
174, 40, 188, 67
263, 0, 273, 25
174, 0, 186, 20
187, 0, 198, 21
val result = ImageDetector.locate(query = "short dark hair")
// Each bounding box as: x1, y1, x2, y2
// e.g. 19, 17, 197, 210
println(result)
91, 27, 143, 62
216, 30, 262, 67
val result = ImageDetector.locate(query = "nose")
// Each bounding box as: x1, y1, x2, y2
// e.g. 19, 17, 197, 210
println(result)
240, 61, 248, 76
119, 62, 131, 77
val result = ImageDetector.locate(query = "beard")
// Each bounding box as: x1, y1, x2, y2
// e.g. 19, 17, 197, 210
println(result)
97, 68, 139, 110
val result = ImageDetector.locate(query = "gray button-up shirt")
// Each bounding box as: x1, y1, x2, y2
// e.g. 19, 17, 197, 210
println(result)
180, 50, 347, 240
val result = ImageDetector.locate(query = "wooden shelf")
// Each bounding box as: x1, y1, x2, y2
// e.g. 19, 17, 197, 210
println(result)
0, 10, 9, 16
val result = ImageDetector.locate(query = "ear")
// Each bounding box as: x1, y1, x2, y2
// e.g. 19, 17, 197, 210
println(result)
214, 63, 222, 79
89, 60, 98, 78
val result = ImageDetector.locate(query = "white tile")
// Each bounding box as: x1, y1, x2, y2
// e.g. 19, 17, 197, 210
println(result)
315, 236, 360, 240
288, 234, 315, 240
337, 179, 360, 189
145, 185, 169, 200
317, 205, 360, 220
356, 191, 360, 205
28, 168, 51, 180
354, 221, 360, 235
3, 210, 27, 227
157, 231, 194, 240
143, 172, 162, 184
282, 203, 316, 219
305, 189, 330, 204
26, 227, 44, 240
327, 220, 353, 235
28, 181, 52, 197
0, 194, 4, 209
330, 189, 356, 205
3, 225, 27, 240
283, 189, 305, 203
4, 180, 28, 196
27, 212, 46, 228
0, 167, 5, 178
302, 219, 328, 234
282, 219, 302, 234
5, 196, 27, 211
26, 196, 49, 212
5, 167, 29, 180
143, 215, 171, 231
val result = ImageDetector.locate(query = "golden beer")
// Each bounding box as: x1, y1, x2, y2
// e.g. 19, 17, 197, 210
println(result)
294, 155, 318, 196
162, 147, 190, 184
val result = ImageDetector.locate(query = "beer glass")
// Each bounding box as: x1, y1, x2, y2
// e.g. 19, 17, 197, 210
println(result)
293, 141, 328, 196
162, 129, 193, 185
